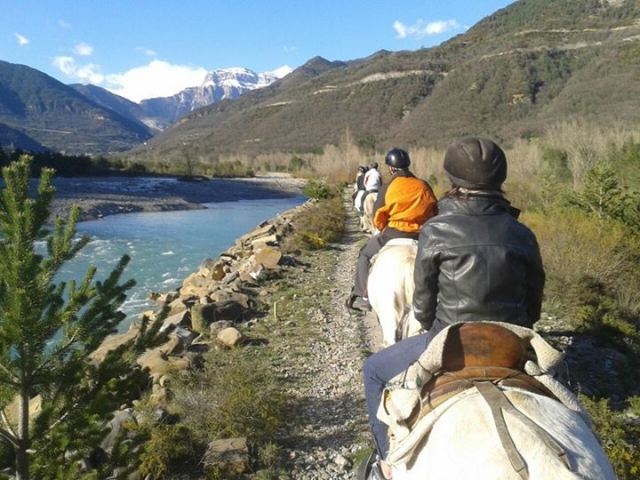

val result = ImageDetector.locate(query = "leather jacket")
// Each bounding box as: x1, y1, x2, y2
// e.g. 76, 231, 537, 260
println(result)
413, 193, 545, 331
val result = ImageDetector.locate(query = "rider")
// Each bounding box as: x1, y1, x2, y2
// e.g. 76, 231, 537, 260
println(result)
364, 161, 382, 192
346, 148, 437, 312
353, 165, 369, 211
362, 137, 546, 479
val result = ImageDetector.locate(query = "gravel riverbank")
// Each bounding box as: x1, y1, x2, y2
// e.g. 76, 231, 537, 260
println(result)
42, 174, 307, 222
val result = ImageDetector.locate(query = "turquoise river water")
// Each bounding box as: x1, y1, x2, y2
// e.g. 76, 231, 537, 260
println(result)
55, 196, 306, 331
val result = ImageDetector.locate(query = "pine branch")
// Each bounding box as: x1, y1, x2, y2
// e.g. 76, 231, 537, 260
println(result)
0, 410, 19, 446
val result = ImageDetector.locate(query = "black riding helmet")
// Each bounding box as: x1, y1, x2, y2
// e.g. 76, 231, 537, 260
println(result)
443, 137, 507, 190
385, 148, 411, 169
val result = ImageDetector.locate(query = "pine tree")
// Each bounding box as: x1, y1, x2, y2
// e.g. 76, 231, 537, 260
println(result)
0, 155, 165, 479
567, 162, 640, 230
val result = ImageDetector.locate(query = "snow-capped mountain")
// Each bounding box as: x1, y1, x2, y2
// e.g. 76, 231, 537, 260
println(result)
140, 66, 292, 125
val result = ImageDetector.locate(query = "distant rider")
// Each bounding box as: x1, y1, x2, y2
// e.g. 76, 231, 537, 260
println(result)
353, 165, 369, 211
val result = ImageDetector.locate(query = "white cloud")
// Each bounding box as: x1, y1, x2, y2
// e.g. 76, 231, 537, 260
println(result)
73, 43, 93, 56
393, 19, 462, 39
393, 21, 409, 39
52, 56, 103, 84
76, 64, 104, 84
15, 33, 29, 46
136, 46, 157, 56
59, 19, 71, 29
52, 56, 76, 75
105, 60, 207, 103
283, 46, 297, 54
52, 56, 207, 103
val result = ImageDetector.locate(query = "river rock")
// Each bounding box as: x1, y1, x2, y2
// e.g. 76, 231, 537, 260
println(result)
160, 311, 189, 332
217, 327, 242, 347
191, 303, 216, 333
254, 245, 283, 268
198, 258, 227, 280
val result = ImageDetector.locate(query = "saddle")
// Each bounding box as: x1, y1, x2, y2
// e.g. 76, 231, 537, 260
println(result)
408, 323, 558, 426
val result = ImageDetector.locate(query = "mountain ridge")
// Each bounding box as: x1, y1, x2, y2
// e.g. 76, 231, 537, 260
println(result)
138, 66, 290, 125
125, 0, 640, 163
0, 60, 153, 155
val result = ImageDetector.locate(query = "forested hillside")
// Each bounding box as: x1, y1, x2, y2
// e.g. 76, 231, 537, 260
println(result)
124, 0, 640, 167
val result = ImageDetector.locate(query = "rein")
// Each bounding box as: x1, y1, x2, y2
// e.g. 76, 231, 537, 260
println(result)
476, 381, 573, 479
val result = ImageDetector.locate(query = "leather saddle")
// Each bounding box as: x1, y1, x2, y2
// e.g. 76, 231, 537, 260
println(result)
409, 322, 557, 425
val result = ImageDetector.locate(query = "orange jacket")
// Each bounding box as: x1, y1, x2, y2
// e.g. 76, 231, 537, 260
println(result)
373, 171, 438, 233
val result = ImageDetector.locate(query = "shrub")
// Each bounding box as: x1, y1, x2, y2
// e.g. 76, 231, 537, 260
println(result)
285, 196, 345, 251
210, 160, 255, 178
288, 156, 305, 171
137, 424, 195, 479
523, 209, 640, 320
302, 179, 336, 199
172, 347, 285, 444
581, 395, 640, 479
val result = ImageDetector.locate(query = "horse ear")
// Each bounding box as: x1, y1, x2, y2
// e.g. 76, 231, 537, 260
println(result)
442, 323, 528, 371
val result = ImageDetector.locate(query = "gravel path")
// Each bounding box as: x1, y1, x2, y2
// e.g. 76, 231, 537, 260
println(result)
274, 193, 382, 479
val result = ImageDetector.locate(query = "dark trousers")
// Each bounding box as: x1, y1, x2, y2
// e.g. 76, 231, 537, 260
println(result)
352, 228, 418, 299
363, 320, 446, 459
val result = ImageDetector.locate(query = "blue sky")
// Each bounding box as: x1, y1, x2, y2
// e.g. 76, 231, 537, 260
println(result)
2, 0, 515, 103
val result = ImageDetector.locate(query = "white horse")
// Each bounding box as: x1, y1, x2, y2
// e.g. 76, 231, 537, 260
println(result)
391, 390, 616, 479
367, 240, 422, 347
360, 191, 379, 235
377, 322, 617, 480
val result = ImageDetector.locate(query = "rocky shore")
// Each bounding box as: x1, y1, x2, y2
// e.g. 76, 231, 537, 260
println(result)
43, 174, 307, 222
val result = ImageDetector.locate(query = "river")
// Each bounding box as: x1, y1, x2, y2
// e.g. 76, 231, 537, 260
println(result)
56, 196, 307, 331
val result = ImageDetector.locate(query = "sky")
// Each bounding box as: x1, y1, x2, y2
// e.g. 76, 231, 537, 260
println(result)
1, 0, 516, 104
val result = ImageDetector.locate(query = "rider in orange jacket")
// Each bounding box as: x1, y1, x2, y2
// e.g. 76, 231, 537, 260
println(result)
346, 148, 437, 312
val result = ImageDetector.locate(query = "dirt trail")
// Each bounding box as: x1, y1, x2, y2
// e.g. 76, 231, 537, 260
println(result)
275, 192, 382, 478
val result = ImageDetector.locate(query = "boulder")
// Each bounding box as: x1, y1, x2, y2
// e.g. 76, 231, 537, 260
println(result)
251, 233, 279, 247
101, 409, 137, 453
198, 258, 227, 280
254, 245, 282, 268
212, 300, 246, 322
210, 320, 234, 336
160, 311, 189, 332
238, 224, 276, 246
204, 437, 250, 474
180, 272, 219, 297
191, 303, 216, 333
90, 323, 142, 365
